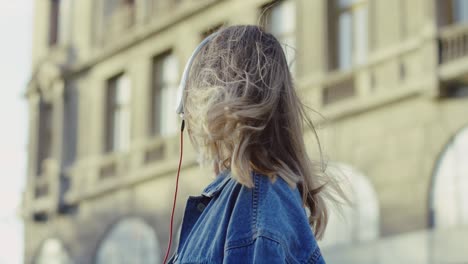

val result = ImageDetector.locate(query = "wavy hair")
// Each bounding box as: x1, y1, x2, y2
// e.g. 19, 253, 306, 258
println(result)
184, 25, 343, 239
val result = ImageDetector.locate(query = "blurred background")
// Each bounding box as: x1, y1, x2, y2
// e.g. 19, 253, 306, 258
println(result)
1, 0, 468, 263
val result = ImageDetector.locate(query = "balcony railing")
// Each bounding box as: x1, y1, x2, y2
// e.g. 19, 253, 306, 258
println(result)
143, 134, 181, 164
65, 133, 187, 202
144, 137, 166, 164
98, 152, 131, 180
35, 159, 59, 198
34, 177, 49, 198
322, 72, 356, 106
439, 23, 468, 64
24, 159, 61, 215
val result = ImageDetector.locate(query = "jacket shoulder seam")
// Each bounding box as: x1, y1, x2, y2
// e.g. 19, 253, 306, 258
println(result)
224, 232, 281, 251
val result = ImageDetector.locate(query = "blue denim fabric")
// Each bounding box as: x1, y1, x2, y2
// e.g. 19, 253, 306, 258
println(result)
168, 169, 326, 264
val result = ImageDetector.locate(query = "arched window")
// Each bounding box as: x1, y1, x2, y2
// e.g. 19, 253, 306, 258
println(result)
96, 218, 161, 264
319, 163, 379, 248
36, 238, 73, 264
431, 126, 468, 228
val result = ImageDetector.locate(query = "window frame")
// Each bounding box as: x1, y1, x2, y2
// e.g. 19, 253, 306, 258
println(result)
437, 0, 468, 27
37, 101, 54, 175
104, 73, 132, 153
149, 51, 179, 137
327, 0, 369, 71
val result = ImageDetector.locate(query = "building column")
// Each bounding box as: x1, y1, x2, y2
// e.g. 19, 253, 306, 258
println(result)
73, 0, 94, 60
299, 0, 327, 78
75, 75, 90, 159
84, 74, 105, 157
135, 0, 149, 25
128, 55, 149, 170
32, 0, 51, 66
44, 80, 65, 213
24, 92, 41, 211
52, 80, 65, 162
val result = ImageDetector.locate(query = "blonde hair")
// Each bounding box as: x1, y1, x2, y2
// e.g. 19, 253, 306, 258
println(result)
184, 25, 341, 239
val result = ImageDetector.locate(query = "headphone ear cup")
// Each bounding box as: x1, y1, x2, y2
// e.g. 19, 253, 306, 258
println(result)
175, 32, 219, 117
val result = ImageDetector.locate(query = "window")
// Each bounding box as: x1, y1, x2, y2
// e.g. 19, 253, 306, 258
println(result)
105, 73, 131, 153
48, 0, 73, 46
452, 0, 468, 23
150, 52, 179, 137
49, 0, 61, 46
58, 0, 72, 45
328, 0, 368, 71
319, 163, 379, 248
36, 238, 73, 264
103, 0, 135, 17
265, 0, 297, 74
322, 76, 356, 105
437, 0, 468, 27
99, 0, 135, 44
145, 0, 180, 19
96, 218, 160, 264
37, 101, 54, 175
431, 126, 468, 228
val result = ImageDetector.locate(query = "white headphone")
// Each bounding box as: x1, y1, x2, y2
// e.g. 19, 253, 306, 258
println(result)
175, 32, 219, 120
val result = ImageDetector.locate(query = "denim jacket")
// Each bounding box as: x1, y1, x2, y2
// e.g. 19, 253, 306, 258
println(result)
168, 169, 326, 264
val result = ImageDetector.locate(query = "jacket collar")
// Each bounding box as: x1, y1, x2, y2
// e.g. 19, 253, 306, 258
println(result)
202, 169, 232, 198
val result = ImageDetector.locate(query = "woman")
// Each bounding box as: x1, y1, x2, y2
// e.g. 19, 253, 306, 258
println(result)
168, 25, 342, 264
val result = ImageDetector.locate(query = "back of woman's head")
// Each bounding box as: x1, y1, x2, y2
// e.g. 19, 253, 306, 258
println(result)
185, 25, 336, 239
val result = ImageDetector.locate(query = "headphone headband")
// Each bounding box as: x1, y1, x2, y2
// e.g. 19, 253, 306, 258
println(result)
176, 32, 219, 119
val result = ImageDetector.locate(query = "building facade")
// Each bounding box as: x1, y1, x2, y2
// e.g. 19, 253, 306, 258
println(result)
23, 0, 468, 263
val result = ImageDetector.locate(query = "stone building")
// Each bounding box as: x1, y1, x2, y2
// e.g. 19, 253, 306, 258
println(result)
23, 0, 468, 263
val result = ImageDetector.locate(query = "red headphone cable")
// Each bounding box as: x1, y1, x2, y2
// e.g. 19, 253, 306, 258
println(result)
163, 120, 185, 264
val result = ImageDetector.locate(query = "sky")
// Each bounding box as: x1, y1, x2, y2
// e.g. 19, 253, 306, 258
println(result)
0, 0, 33, 263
